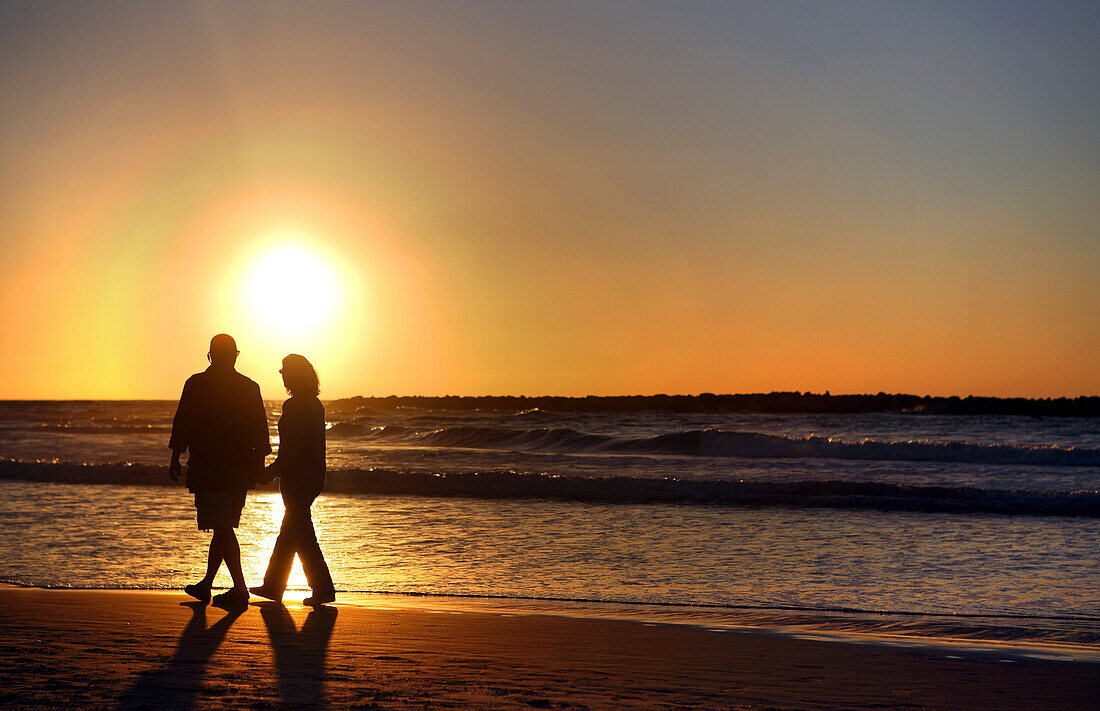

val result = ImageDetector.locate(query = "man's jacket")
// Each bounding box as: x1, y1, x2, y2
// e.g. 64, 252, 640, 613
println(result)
169, 366, 272, 492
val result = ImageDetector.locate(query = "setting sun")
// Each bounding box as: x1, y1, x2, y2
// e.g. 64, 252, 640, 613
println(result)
214, 227, 370, 399
244, 240, 342, 338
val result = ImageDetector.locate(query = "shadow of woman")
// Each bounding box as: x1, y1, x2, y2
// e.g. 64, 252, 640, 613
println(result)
116, 601, 245, 710
257, 602, 338, 708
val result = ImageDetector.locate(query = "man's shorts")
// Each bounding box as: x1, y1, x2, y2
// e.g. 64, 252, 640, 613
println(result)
194, 489, 247, 531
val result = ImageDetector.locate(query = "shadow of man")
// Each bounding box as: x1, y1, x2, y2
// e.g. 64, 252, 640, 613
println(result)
116, 601, 245, 710
257, 602, 338, 708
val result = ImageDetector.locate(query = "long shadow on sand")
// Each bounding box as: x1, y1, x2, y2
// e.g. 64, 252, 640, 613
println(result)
257, 602, 339, 708
116, 601, 244, 710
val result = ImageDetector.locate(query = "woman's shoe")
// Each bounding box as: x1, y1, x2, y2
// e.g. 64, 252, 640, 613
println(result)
248, 585, 283, 602
184, 583, 211, 603
303, 591, 336, 606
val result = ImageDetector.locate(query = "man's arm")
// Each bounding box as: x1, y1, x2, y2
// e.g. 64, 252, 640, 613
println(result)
252, 382, 273, 457
168, 381, 191, 482
251, 382, 273, 483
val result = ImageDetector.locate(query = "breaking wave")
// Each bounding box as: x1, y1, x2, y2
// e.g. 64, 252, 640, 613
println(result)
326, 424, 1100, 467
2, 460, 1096, 517
29, 423, 172, 434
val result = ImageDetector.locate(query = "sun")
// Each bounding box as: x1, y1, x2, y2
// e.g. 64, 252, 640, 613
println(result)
223, 229, 366, 396
243, 240, 343, 338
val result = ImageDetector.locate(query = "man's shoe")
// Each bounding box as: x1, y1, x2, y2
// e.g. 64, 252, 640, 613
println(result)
184, 583, 211, 603
211, 588, 249, 609
248, 585, 283, 602
303, 591, 336, 606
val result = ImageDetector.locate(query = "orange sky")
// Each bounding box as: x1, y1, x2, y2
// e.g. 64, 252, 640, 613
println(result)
1, 2, 1097, 399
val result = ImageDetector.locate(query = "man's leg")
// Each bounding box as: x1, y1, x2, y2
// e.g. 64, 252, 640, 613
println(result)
184, 535, 222, 601
200, 539, 222, 588
187, 490, 223, 601
213, 527, 248, 592
210, 527, 250, 607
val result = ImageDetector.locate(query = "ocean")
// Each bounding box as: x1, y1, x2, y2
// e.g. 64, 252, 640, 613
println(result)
1, 400, 1097, 657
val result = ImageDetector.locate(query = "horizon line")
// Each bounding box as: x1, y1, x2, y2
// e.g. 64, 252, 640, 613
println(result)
2, 392, 1098, 403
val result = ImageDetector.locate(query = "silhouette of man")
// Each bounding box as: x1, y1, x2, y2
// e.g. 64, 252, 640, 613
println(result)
169, 334, 271, 607
118, 601, 246, 708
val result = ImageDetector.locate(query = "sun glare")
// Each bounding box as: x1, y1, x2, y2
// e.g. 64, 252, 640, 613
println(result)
244, 493, 310, 598
221, 226, 368, 397
244, 240, 342, 338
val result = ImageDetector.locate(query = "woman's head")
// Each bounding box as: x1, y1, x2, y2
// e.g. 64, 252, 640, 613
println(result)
280, 354, 320, 397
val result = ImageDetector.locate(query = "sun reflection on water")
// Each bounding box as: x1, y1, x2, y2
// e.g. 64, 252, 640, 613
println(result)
242, 492, 310, 596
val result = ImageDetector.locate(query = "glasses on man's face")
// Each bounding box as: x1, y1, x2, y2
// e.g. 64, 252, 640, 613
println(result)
207, 351, 240, 362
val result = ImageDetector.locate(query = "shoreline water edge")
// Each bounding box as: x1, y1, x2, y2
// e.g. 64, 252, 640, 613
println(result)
1, 399, 1097, 695
1, 587, 1098, 710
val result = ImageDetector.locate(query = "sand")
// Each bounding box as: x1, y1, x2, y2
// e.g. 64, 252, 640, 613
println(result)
0, 587, 1096, 710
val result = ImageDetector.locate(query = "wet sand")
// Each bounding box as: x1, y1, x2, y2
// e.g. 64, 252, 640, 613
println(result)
0, 587, 1096, 709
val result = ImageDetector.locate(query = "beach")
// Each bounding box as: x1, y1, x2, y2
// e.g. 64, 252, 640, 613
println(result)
2, 402, 1098, 708
2, 586, 1097, 710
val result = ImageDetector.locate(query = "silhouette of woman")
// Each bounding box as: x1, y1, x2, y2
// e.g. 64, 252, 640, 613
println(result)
250, 354, 336, 606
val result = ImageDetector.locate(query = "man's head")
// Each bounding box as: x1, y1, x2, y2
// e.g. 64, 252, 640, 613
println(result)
208, 334, 239, 367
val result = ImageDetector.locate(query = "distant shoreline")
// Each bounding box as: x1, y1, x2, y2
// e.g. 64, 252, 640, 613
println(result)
330, 393, 1100, 417
1, 393, 1097, 416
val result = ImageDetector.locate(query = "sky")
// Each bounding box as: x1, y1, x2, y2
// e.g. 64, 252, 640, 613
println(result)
0, 1, 1096, 400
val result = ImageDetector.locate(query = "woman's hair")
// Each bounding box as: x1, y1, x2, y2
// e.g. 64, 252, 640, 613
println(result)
281, 353, 320, 397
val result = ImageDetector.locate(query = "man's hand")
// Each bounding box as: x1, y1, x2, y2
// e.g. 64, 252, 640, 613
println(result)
169, 457, 182, 482
258, 462, 278, 485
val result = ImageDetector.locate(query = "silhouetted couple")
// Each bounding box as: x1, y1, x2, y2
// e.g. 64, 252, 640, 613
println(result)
169, 334, 335, 608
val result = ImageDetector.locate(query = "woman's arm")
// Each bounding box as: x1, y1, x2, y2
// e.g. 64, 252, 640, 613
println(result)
267, 400, 304, 479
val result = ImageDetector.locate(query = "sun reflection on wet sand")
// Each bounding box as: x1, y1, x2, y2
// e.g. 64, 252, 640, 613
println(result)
241, 492, 310, 598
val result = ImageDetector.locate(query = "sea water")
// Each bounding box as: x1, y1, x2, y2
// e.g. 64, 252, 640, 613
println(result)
1, 401, 1097, 653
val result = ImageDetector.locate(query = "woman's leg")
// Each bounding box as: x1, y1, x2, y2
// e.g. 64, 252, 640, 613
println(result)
291, 500, 334, 596
259, 508, 298, 595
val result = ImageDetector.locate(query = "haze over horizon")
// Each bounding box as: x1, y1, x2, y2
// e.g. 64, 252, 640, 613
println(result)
1, 1, 1097, 400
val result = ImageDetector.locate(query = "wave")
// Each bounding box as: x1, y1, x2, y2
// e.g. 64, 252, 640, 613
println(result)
30, 423, 172, 434
2, 460, 1097, 517
327, 424, 1100, 467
